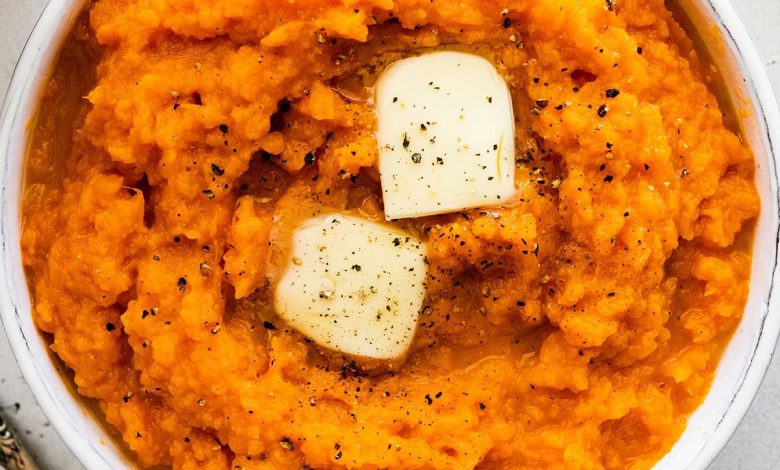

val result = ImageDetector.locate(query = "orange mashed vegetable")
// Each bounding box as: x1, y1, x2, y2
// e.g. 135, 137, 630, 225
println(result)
22, 0, 760, 468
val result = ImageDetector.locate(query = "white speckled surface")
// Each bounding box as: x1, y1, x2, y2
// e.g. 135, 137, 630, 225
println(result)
1, 1, 779, 468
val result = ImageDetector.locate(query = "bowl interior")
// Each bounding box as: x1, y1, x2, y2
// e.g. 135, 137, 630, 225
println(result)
0, 0, 134, 467
656, 0, 780, 468
0, 1, 778, 469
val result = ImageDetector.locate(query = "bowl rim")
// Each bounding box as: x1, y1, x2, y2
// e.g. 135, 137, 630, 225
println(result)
1, 0, 779, 469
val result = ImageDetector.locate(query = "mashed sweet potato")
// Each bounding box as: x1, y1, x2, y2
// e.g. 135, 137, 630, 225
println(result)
22, 0, 759, 468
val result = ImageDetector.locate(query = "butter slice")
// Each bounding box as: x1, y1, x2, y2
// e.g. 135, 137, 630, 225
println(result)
274, 214, 427, 359
375, 51, 516, 220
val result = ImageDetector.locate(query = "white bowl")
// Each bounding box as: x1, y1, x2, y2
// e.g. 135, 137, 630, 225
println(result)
1, 0, 779, 468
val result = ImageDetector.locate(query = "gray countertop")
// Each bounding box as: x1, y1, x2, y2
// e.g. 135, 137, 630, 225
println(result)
1, 0, 779, 468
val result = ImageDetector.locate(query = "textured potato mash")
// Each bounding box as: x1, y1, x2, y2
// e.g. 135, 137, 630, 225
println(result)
21, 0, 759, 468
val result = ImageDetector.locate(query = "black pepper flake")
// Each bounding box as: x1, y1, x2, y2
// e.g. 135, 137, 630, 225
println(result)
502, 17, 512, 28
479, 402, 486, 410
535, 99, 549, 109
393, 238, 401, 246
424, 394, 433, 405
304, 152, 315, 165
280, 438, 294, 450
263, 321, 277, 330
393, 96, 398, 103
178, 277, 187, 293
637, 46, 644, 55
603, 175, 614, 183
202, 189, 216, 199
402, 133, 410, 149
605, 88, 620, 98
105, 322, 116, 332
351, 264, 362, 271
597, 104, 609, 117
218, 124, 229, 134
411, 153, 422, 164
210, 163, 224, 176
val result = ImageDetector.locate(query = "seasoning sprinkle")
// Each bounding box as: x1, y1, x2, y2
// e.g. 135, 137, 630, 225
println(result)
319, 290, 334, 300
210, 163, 225, 176
199, 262, 213, 276
280, 438, 294, 450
